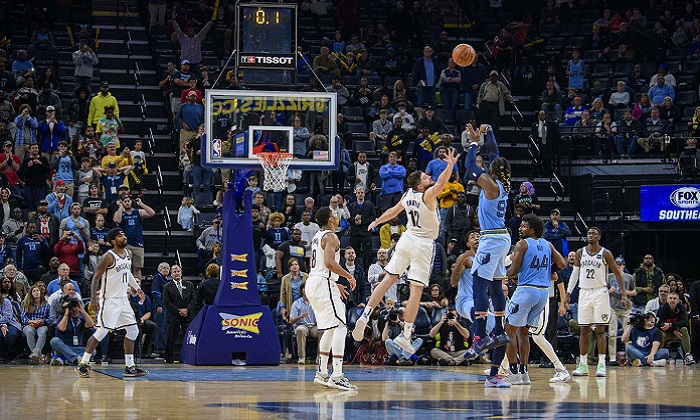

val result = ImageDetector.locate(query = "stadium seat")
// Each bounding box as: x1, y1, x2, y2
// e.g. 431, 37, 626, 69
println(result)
613, 63, 634, 77
591, 64, 612, 78
343, 106, 364, 122
435, 109, 455, 123
429, 307, 445, 326
682, 60, 700, 75
667, 48, 685, 60
347, 122, 369, 139
676, 91, 696, 106
346, 306, 365, 330
559, 23, 579, 37
353, 140, 375, 153
545, 37, 565, 51
413, 307, 432, 335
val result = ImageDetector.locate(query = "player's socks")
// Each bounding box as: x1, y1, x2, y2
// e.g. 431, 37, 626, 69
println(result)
332, 356, 343, 377
580, 354, 588, 364
554, 360, 566, 371
509, 363, 518, 375
494, 316, 504, 335
319, 354, 330, 375
403, 322, 414, 340
125, 354, 134, 367
361, 305, 374, 318
519, 364, 527, 374
80, 352, 91, 365
474, 318, 487, 339
489, 366, 499, 377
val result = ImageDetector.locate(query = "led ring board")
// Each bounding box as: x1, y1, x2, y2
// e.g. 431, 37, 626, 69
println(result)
202, 89, 339, 170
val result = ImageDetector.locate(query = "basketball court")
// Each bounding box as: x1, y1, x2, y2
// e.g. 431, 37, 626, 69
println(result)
1, 363, 697, 418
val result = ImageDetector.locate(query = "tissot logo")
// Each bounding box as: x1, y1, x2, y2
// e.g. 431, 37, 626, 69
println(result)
240, 55, 294, 65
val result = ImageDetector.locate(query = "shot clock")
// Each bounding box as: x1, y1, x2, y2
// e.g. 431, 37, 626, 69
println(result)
236, 4, 297, 70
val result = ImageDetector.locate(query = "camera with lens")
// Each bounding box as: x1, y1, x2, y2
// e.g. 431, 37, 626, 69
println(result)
628, 311, 647, 328
387, 310, 399, 322
446, 312, 456, 320
61, 296, 81, 309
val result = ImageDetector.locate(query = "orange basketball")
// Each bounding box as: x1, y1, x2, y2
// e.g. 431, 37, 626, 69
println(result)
452, 43, 476, 67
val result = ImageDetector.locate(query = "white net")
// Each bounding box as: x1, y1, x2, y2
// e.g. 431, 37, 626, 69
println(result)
256, 153, 294, 192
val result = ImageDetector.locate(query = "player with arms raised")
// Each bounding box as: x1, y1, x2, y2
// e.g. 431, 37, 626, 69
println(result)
352, 148, 460, 356
75, 228, 148, 378
566, 227, 629, 378
306, 207, 357, 391
462, 124, 513, 388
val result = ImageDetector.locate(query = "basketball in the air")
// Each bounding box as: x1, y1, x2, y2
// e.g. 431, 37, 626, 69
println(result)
452, 43, 476, 67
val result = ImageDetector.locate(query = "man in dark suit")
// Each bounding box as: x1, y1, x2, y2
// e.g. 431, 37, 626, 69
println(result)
347, 187, 377, 270
162, 264, 196, 363
530, 110, 560, 177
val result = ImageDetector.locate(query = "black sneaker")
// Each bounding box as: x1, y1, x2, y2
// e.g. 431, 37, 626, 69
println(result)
124, 365, 149, 377
75, 363, 91, 378
607, 360, 620, 366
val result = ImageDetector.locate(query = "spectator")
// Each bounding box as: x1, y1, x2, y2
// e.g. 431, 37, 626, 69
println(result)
543, 209, 571, 256
417, 106, 448, 135
460, 54, 487, 116
0, 294, 21, 362
639, 107, 670, 155
540, 81, 563, 122
47, 281, 81, 322
37, 106, 66, 158
289, 283, 321, 364
38, 83, 62, 117
573, 110, 596, 154
39, 257, 60, 285
594, 113, 616, 157
150, 262, 170, 354
82, 240, 102, 283
382, 307, 422, 365
60, 203, 90, 242
658, 96, 678, 124
162, 265, 195, 363
113, 196, 155, 280
426, 145, 458, 183
620, 311, 668, 367
93, 163, 132, 205
348, 187, 376, 269
615, 109, 643, 158
51, 141, 78, 197
347, 151, 377, 194
186, 126, 211, 194
0, 187, 21, 226
178, 78, 202, 105
72, 41, 99, 93
312, 46, 340, 77
196, 215, 222, 272
279, 195, 300, 228
338, 247, 368, 309
171, 9, 214, 77
438, 58, 460, 111
171, 61, 194, 118
477, 70, 514, 136
46, 180, 72, 221
11, 50, 34, 80
13, 76, 40, 111
444, 192, 474, 247
412, 45, 439, 108
129, 276, 159, 358
276, 229, 307, 278
379, 217, 405, 250
49, 293, 94, 365
428, 307, 470, 365
28, 22, 58, 59
177, 92, 204, 152
588, 98, 608, 123
370, 110, 393, 148
507, 204, 525, 245
294, 211, 320, 265
647, 74, 675, 105
291, 115, 310, 159
97, 106, 124, 149
367, 248, 396, 301
421, 283, 449, 312
13, 105, 39, 162
46, 263, 81, 296
379, 151, 406, 212
1, 275, 24, 302
608, 81, 630, 109
632, 93, 653, 122
90, 213, 110, 253
75, 159, 95, 206
657, 291, 695, 365
87, 81, 120, 132
513, 181, 540, 214
607, 256, 636, 366
1, 208, 25, 250
100, 142, 132, 170
279, 258, 308, 319
687, 33, 700, 59
0, 234, 13, 266
563, 96, 587, 125
645, 284, 670, 314
327, 76, 350, 107
566, 49, 585, 91
350, 76, 375, 108
20, 284, 51, 362
30, 200, 59, 249
649, 64, 676, 88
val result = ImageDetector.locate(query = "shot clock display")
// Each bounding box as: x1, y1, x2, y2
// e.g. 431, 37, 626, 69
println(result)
237, 4, 297, 70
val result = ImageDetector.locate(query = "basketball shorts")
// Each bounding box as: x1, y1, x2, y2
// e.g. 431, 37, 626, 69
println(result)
471, 233, 510, 281
384, 233, 434, 287
506, 286, 549, 328
528, 293, 551, 337
578, 287, 611, 325
454, 293, 474, 322
97, 297, 138, 330
306, 275, 346, 331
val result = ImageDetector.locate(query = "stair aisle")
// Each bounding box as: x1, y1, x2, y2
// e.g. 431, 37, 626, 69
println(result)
91, 0, 198, 279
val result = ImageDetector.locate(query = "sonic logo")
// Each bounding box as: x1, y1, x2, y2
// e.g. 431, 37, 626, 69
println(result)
230, 253, 248, 262
220, 312, 262, 334
230, 281, 249, 290
231, 269, 248, 278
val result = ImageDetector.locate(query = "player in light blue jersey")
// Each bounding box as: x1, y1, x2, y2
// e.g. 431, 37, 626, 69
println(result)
462, 124, 513, 388
504, 214, 566, 385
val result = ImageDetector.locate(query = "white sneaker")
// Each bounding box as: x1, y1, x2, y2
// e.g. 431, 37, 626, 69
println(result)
298, 358, 305, 364
550, 369, 571, 383
327, 375, 358, 391
351, 315, 367, 341
30, 349, 41, 363
652, 359, 667, 367
393, 336, 416, 355
314, 372, 331, 387
520, 372, 531, 385
505, 372, 523, 385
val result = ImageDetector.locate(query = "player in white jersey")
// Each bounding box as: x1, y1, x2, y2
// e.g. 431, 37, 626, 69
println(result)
306, 207, 357, 391
565, 227, 629, 378
75, 228, 148, 378
352, 148, 460, 356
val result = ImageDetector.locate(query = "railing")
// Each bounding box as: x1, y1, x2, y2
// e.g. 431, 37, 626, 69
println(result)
125, 31, 133, 75
156, 165, 164, 198
147, 128, 156, 158
175, 249, 182, 268
550, 173, 566, 201
162, 204, 171, 256
575, 212, 588, 235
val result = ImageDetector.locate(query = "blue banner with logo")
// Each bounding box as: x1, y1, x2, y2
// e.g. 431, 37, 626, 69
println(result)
181, 190, 280, 365
640, 184, 700, 222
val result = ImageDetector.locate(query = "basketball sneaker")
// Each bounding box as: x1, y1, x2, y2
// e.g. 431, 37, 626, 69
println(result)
572, 362, 589, 376
124, 365, 148, 377
595, 362, 606, 377
393, 336, 416, 355
327, 375, 358, 391
488, 333, 511, 350
314, 372, 331, 387
351, 315, 367, 341
75, 363, 91, 378
651, 359, 667, 367
519, 371, 531, 385
549, 369, 571, 383
465, 335, 495, 361
685, 354, 696, 365
485, 375, 512, 388
504, 372, 523, 385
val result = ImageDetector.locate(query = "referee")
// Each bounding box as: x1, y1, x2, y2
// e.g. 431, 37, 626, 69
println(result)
476, 70, 514, 137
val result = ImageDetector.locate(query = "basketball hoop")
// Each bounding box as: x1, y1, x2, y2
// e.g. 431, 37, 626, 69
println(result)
256, 152, 294, 192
